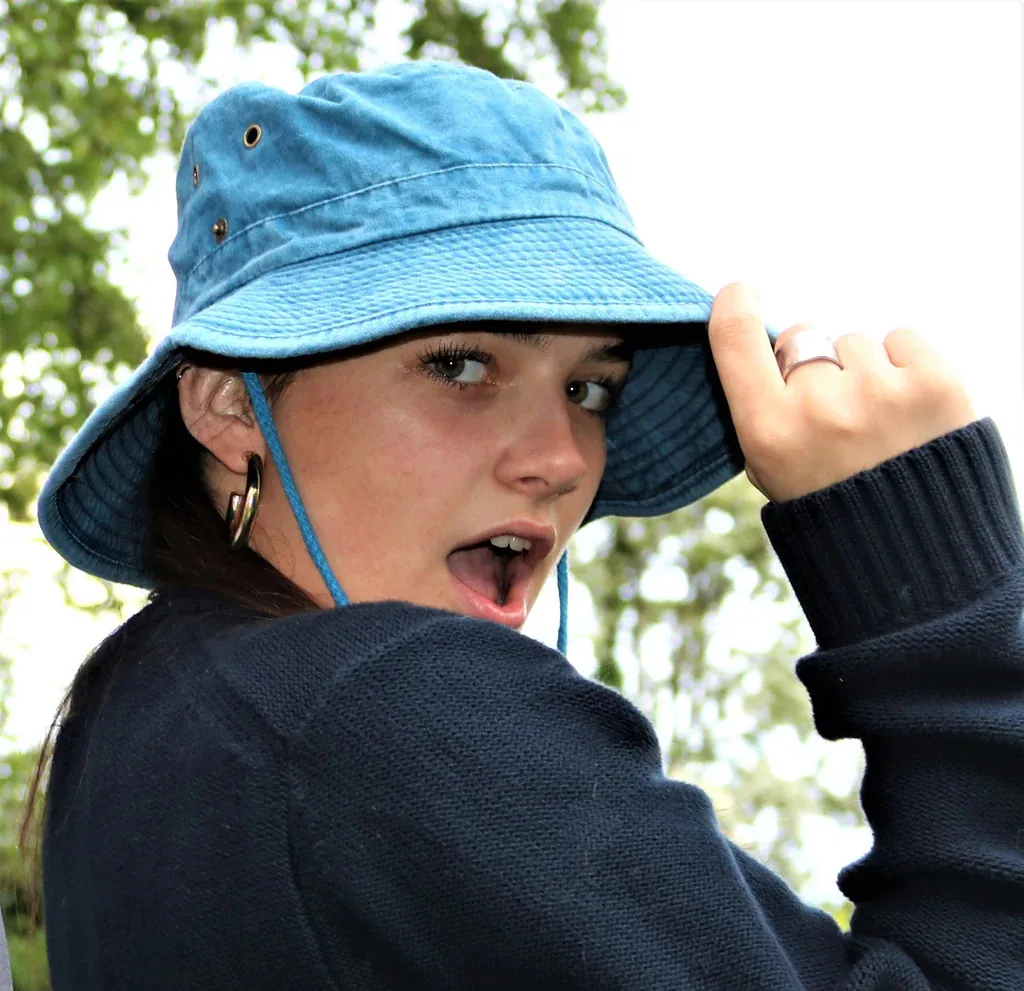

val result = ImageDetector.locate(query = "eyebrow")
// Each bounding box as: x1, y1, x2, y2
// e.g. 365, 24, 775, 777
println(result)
498, 330, 633, 365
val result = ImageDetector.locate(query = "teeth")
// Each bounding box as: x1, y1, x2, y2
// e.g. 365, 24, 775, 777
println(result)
489, 534, 532, 552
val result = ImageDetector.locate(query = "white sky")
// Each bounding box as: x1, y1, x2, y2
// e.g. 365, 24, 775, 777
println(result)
1, 0, 1021, 906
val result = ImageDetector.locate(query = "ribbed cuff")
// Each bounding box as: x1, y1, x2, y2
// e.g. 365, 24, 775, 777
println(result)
761, 418, 1024, 650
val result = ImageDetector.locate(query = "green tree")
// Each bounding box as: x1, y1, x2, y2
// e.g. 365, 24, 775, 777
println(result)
1, 747, 47, 991
0, 568, 19, 739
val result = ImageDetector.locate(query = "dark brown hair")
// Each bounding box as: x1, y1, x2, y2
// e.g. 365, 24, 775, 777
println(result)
17, 349, 321, 942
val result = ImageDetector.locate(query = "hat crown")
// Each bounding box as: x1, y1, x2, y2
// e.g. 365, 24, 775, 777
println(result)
169, 62, 634, 328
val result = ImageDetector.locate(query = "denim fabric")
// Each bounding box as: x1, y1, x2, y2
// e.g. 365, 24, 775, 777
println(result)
38, 61, 773, 587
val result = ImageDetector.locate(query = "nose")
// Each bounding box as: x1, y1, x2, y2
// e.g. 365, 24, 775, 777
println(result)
494, 389, 590, 501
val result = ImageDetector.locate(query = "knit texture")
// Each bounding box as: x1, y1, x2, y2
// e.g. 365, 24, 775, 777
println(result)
43, 418, 1024, 989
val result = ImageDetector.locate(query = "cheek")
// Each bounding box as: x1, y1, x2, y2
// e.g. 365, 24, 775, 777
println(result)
552, 428, 607, 537
575, 422, 609, 492
587, 429, 608, 480
297, 400, 477, 517
374, 407, 480, 485
385, 389, 514, 468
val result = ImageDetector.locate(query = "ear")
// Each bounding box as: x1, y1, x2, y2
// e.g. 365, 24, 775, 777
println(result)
177, 366, 266, 475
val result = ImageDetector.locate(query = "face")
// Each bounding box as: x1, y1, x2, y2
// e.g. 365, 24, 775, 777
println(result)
180, 325, 631, 629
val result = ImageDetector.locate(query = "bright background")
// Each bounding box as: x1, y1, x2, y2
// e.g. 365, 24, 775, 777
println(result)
2, 0, 1022, 906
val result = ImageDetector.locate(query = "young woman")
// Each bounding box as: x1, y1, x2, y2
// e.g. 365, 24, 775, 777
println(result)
30, 61, 1024, 989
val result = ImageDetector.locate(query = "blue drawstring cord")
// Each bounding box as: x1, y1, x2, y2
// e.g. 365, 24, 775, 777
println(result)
243, 372, 349, 606
243, 372, 569, 653
556, 552, 569, 655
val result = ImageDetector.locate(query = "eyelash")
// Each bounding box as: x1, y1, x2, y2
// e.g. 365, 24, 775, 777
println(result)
416, 342, 626, 417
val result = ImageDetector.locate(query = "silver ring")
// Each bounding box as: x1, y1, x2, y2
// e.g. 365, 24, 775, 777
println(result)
774, 328, 843, 382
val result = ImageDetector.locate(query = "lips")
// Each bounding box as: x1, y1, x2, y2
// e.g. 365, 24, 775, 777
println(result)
445, 523, 554, 628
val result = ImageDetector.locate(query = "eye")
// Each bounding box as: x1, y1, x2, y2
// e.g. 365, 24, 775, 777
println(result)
417, 343, 493, 389
430, 356, 489, 385
567, 379, 616, 414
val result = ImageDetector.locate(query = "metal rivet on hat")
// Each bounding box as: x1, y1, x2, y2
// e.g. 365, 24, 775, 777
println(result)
212, 217, 228, 243
243, 124, 262, 148
192, 163, 199, 187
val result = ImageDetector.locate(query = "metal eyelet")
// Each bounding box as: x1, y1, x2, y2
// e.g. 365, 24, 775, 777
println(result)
192, 163, 199, 187
243, 124, 262, 148
212, 218, 228, 243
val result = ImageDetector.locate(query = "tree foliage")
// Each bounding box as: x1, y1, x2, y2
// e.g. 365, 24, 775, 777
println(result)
1, 747, 47, 990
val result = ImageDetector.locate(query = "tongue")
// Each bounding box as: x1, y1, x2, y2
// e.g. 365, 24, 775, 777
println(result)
447, 546, 505, 604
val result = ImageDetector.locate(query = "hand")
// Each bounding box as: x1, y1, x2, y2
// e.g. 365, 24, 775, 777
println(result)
707, 282, 978, 503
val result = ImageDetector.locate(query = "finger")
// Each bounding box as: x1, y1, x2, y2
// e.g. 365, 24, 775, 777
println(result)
883, 326, 939, 368
884, 327, 968, 415
707, 282, 785, 423
833, 331, 896, 378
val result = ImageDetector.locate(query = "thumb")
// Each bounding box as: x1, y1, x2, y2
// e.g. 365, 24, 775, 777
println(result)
707, 281, 784, 428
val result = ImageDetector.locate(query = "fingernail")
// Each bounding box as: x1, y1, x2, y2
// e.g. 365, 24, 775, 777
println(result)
737, 282, 761, 308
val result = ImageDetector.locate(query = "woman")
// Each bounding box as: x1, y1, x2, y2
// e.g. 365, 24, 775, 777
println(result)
29, 61, 1024, 989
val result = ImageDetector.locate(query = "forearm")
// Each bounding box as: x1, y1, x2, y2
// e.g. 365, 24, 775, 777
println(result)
763, 417, 1024, 986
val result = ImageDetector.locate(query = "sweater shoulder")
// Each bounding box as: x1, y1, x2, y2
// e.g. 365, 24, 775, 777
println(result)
179, 594, 508, 741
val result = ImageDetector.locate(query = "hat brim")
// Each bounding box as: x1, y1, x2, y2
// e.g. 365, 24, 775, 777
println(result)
40, 216, 761, 586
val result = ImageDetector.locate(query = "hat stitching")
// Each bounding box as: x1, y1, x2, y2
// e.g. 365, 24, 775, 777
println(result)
181, 161, 628, 283
187, 289, 709, 340
56, 479, 137, 569
74, 467, 139, 543
176, 216, 672, 330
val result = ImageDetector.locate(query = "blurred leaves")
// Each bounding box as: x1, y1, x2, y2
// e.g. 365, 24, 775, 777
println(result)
1, 746, 48, 989
0, 569, 21, 741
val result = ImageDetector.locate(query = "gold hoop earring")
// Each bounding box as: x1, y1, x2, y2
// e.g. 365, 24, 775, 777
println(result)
225, 452, 262, 549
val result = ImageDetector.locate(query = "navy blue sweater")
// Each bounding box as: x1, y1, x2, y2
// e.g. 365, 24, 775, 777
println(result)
43, 418, 1024, 989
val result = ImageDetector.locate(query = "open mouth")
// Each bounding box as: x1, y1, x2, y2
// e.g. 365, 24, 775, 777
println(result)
445, 530, 552, 619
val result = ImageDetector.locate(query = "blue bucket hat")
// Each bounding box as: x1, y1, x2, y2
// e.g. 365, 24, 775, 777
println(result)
38, 61, 765, 650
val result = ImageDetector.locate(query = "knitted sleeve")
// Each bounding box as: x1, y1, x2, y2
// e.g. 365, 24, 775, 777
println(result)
287, 417, 1024, 990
